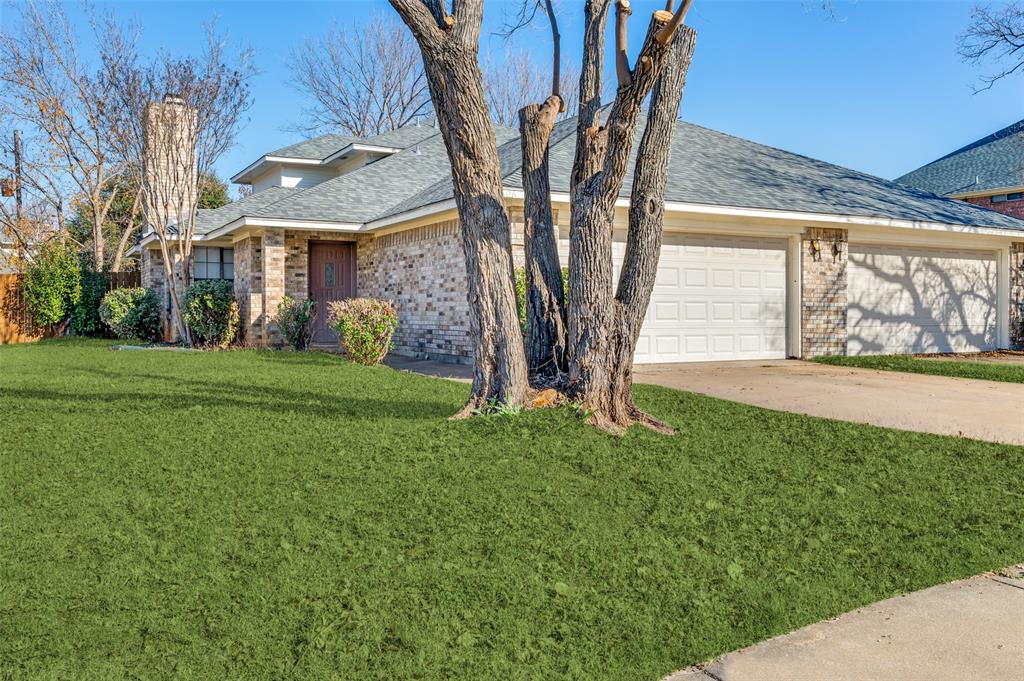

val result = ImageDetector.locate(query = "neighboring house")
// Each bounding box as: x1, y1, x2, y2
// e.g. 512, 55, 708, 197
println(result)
897, 119, 1024, 219
138, 114, 1024, 363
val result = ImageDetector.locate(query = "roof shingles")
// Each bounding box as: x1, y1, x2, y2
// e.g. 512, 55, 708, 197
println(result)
206, 118, 1024, 236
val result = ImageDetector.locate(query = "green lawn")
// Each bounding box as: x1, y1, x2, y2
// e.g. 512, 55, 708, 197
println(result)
813, 354, 1024, 384
2, 339, 1023, 680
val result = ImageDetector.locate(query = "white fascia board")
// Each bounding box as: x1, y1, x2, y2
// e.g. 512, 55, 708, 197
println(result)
322, 143, 404, 165
202, 216, 363, 241
950, 185, 1024, 199
355, 187, 1024, 240
364, 199, 459, 231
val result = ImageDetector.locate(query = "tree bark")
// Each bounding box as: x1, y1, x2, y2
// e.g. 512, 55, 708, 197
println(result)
605, 25, 697, 434
566, 6, 695, 432
519, 96, 567, 383
391, 0, 529, 412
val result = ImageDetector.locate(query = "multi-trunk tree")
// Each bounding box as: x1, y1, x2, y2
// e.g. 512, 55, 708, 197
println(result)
391, 0, 698, 432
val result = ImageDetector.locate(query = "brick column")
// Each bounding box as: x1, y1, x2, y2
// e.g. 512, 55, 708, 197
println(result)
233, 236, 261, 344
261, 229, 286, 346
801, 227, 848, 357
1012, 242, 1024, 347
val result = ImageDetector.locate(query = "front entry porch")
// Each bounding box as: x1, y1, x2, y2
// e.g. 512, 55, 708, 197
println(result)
233, 229, 362, 347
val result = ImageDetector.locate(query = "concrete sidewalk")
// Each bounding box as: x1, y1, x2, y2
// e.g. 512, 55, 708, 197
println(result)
666, 568, 1024, 681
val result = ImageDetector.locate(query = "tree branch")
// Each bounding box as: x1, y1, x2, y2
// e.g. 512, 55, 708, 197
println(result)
615, 0, 633, 87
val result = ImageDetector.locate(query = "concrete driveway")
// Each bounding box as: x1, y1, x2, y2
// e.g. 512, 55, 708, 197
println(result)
634, 360, 1024, 446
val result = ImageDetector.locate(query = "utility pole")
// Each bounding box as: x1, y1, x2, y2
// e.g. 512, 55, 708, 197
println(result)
13, 129, 23, 223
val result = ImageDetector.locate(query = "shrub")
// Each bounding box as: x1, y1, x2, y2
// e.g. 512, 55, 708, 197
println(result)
99, 287, 162, 341
72, 269, 109, 336
513, 266, 568, 334
328, 298, 398, 365
20, 238, 81, 328
182, 279, 239, 349
274, 295, 316, 352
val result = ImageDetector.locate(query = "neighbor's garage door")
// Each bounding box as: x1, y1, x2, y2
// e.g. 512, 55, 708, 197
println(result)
847, 244, 998, 355
624, 233, 788, 364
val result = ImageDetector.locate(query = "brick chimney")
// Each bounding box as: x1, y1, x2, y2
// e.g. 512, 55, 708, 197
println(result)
142, 93, 198, 233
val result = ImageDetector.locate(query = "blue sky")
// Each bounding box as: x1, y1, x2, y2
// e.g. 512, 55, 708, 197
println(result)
22, 0, 1024, 187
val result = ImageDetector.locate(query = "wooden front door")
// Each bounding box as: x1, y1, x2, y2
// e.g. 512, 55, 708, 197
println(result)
309, 242, 356, 344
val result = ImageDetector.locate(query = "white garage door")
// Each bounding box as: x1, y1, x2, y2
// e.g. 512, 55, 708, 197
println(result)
847, 244, 998, 355
623, 233, 788, 364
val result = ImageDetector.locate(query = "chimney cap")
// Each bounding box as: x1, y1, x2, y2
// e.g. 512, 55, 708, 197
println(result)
163, 93, 185, 105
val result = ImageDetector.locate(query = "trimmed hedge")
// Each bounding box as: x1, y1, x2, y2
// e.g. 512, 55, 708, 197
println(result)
183, 280, 239, 349
99, 287, 162, 341
274, 296, 316, 352
328, 298, 398, 365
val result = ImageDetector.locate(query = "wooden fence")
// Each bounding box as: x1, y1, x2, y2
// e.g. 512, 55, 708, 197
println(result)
0, 270, 142, 345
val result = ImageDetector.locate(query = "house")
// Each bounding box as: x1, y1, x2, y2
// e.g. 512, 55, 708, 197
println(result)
138, 110, 1024, 363
897, 118, 1024, 219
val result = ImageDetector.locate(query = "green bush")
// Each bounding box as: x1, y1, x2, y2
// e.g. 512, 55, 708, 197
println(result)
274, 296, 316, 352
72, 269, 110, 336
328, 298, 398, 365
99, 287, 162, 341
20, 239, 81, 328
514, 266, 568, 334
182, 279, 239, 349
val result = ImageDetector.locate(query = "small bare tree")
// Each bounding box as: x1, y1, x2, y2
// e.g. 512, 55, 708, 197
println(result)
103, 22, 255, 344
483, 49, 580, 127
0, 0, 130, 271
288, 14, 433, 137
0, 127, 71, 253
959, 2, 1024, 90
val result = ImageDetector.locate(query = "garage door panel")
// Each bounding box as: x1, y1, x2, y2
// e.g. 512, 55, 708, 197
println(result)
633, 234, 789, 364
848, 245, 997, 356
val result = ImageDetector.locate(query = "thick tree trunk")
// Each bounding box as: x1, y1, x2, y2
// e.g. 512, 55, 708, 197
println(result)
566, 8, 696, 433
519, 95, 567, 383
391, 0, 529, 413
605, 26, 698, 434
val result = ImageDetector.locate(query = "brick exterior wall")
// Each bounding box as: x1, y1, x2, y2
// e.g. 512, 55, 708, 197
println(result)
964, 195, 1024, 219
1012, 242, 1024, 347
356, 221, 472, 362
801, 227, 848, 357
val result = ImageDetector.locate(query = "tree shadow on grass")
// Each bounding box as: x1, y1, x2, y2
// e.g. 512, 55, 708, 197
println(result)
16, 364, 462, 421
5, 385, 454, 421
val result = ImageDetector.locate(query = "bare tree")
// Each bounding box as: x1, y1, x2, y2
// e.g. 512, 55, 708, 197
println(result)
288, 14, 433, 137
0, 0, 130, 271
103, 22, 255, 344
959, 2, 1024, 90
484, 49, 580, 127
0, 126, 71, 253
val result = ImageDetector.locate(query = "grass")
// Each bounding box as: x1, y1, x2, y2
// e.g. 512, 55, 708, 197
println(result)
813, 354, 1024, 384
2, 338, 1023, 680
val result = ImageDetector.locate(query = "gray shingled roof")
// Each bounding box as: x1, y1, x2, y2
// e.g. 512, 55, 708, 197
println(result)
381, 115, 1024, 231
206, 118, 1024, 236
895, 119, 1024, 196
267, 125, 439, 161
192, 186, 301, 235
269, 134, 356, 160
247, 127, 519, 224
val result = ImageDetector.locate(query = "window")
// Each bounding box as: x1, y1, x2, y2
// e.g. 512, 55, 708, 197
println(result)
193, 247, 234, 280
992, 194, 1007, 203
991, 193, 1022, 204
